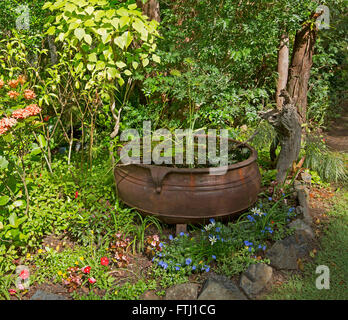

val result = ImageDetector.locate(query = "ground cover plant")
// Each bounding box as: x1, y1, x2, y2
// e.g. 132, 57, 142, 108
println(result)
0, 0, 347, 301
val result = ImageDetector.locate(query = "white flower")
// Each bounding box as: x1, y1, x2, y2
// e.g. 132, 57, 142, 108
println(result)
204, 224, 213, 231
209, 235, 217, 245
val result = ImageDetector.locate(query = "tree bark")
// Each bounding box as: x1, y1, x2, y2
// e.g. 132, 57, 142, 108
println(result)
136, 0, 160, 22
287, 12, 321, 123
276, 33, 289, 109
260, 90, 302, 183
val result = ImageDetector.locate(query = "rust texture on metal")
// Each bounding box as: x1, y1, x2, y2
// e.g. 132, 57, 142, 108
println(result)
114, 139, 261, 224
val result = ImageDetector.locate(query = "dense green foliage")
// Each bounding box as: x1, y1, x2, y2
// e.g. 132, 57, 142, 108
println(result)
0, 0, 347, 300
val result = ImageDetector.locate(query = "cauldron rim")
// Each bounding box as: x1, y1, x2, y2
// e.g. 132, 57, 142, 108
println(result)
117, 137, 258, 173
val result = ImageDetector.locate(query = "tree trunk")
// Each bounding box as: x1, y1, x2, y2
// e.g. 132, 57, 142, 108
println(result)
260, 90, 302, 183
287, 13, 321, 123
276, 33, 289, 109
136, 0, 160, 22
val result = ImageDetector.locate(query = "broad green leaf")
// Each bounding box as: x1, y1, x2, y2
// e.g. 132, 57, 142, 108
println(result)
95, 10, 105, 21
47, 26, 56, 35
96, 60, 105, 70
118, 77, 125, 86
117, 8, 129, 17
106, 9, 116, 19
128, 4, 138, 10
111, 18, 119, 29
76, 61, 84, 73
85, 6, 94, 15
107, 67, 119, 79
114, 35, 126, 49
124, 69, 132, 76
152, 54, 161, 63
89, 52, 97, 62
0, 156, 8, 170
84, 34, 92, 45
9, 212, 17, 227
84, 19, 96, 27
132, 61, 139, 69
142, 58, 149, 67
38, 134, 47, 148
65, 2, 77, 12
12, 200, 25, 208
0, 196, 10, 206
116, 61, 127, 68
87, 63, 95, 71
74, 28, 86, 41
42, 2, 52, 10
119, 16, 131, 28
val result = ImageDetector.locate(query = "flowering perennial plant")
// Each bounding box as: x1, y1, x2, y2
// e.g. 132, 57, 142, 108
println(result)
0, 76, 42, 136
109, 233, 131, 268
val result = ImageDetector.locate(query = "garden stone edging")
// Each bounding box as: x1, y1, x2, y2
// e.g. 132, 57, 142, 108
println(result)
165, 283, 200, 300
265, 229, 314, 270
239, 263, 273, 298
197, 274, 247, 300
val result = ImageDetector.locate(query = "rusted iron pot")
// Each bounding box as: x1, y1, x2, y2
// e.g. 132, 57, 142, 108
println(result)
114, 140, 261, 224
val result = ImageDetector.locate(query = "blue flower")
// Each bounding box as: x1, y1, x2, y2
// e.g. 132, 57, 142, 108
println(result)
215, 227, 221, 232
268, 197, 272, 201
175, 266, 180, 271
248, 247, 252, 252
263, 246, 267, 251
247, 215, 256, 222
289, 207, 295, 213
158, 253, 162, 257
158, 260, 164, 267
258, 244, 262, 249
152, 257, 155, 262
163, 263, 168, 269
204, 265, 210, 272
192, 265, 196, 271
209, 218, 216, 224
185, 258, 192, 265
159, 242, 163, 247
221, 238, 224, 242
179, 232, 185, 236
212, 255, 216, 260
169, 235, 173, 240
244, 240, 250, 246
216, 235, 220, 240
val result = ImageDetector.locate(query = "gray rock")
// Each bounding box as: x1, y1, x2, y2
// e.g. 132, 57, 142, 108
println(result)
240, 263, 273, 298
198, 274, 247, 300
165, 283, 199, 300
266, 230, 312, 270
30, 290, 68, 300
288, 219, 314, 239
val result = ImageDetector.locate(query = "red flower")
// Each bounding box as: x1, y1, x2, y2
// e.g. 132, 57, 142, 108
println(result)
8, 289, 17, 296
81, 266, 91, 274
19, 269, 29, 280
44, 116, 50, 122
271, 220, 275, 224
75, 191, 78, 199
100, 257, 109, 266
88, 277, 96, 284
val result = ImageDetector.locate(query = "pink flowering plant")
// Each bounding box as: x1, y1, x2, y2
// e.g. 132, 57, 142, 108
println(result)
0, 74, 44, 236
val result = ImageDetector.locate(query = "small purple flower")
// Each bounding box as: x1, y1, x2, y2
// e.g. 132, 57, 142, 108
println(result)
263, 246, 267, 251
185, 258, 192, 265
248, 247, 252, 252
175, 266, 180, 271
204, 265, 210, 272
268, 197, 272, 201
209, 218, 215, 224
163, 262, 168, 269
159, 242, 163, 248
192, 265, 196, 271
179, 232, 185, 236
212, 255, 216, 260
215, 227, 221, 232
169, 235, 173, 240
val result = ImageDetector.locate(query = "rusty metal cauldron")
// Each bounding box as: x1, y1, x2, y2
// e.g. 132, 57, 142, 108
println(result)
114, 138, 261, 224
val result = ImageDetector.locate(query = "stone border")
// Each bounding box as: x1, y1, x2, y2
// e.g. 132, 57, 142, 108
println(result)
139, 182, 317, 300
